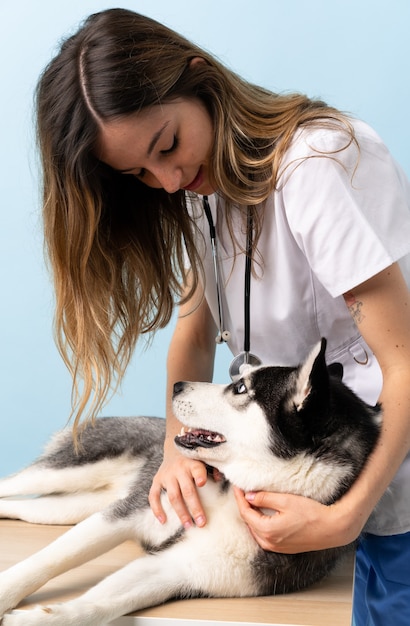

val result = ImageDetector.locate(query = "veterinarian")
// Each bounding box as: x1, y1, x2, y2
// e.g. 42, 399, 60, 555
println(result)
35, 8, 410, 625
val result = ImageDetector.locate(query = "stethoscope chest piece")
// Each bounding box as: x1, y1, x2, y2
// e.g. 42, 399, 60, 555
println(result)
229, 351, 262, 381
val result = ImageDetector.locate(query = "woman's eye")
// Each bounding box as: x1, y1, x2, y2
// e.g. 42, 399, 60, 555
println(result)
235, 381, 246, 395
161, 135, 179, 155
134, 168, 145, 179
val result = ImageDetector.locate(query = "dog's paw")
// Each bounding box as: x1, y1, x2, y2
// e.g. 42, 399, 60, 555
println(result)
1, 606, 64, 625
1, 610, 27, 625
1, 604, 105, 626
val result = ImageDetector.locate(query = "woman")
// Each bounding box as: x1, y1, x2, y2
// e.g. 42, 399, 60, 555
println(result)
36, 8, 410, 625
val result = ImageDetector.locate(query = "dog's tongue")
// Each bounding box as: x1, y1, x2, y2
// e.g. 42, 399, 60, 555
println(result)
175, 428, 226, 449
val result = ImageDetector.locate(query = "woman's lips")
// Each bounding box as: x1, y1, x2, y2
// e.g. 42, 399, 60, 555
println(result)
182, 167, 204, 192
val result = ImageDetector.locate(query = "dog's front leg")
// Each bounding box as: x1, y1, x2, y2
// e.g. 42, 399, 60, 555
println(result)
0, 512, 132, 618
1, 550, 197, 626
1, 520, 258, 626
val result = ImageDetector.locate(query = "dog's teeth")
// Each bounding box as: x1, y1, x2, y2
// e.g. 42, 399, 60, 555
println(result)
179, 427, 193, 436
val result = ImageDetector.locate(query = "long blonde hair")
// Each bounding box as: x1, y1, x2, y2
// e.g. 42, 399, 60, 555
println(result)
36, 8, 354, 429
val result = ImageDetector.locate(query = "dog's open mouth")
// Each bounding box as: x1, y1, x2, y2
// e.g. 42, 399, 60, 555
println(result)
175, 427, 226, 449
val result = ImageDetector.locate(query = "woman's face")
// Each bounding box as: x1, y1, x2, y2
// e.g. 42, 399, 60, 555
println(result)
98, 98, 216, 196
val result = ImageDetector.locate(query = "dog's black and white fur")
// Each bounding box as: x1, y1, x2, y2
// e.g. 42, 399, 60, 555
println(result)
0, 339, 381, 625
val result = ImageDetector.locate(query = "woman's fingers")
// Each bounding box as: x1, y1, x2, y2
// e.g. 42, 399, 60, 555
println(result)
149, 458, 208, 528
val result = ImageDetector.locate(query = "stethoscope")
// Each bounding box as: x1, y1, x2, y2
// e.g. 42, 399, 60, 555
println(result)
202, 196, 262, 381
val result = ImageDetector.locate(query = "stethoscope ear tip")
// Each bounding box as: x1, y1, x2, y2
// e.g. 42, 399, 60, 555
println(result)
215, 330, 231, 344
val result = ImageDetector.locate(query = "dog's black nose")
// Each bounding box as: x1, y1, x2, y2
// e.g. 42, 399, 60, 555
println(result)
173, 381, 186, 396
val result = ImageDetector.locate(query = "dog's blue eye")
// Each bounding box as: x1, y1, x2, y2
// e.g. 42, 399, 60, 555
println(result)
235, 381, 247, 394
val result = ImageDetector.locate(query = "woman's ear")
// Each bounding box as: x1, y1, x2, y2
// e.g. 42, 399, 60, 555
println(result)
189, 56, 207, 68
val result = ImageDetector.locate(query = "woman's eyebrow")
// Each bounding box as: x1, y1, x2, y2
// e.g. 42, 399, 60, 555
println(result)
147, 121, 170, 156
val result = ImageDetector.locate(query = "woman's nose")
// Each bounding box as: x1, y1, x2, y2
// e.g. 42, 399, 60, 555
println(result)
152, 166, 183, 194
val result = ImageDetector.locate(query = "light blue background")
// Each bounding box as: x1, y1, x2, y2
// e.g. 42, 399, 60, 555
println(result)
1, 0, 409, 476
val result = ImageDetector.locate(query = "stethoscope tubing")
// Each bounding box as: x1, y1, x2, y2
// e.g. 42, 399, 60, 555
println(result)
203, 196, 228, 344
202, 196, 262, 378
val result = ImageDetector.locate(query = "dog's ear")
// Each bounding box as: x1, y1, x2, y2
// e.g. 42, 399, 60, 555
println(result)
292, 338, 329, 412
327, 362, 343, 380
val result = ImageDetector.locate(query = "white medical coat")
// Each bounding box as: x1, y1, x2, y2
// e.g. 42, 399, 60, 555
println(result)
189, 119, 410, 535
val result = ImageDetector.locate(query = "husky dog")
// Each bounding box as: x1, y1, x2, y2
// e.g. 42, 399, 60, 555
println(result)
0, 339, 381, 625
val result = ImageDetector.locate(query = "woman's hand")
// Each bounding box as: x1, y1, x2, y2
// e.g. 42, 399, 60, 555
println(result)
149, 450, 208, 529
233, 488, 362, 553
